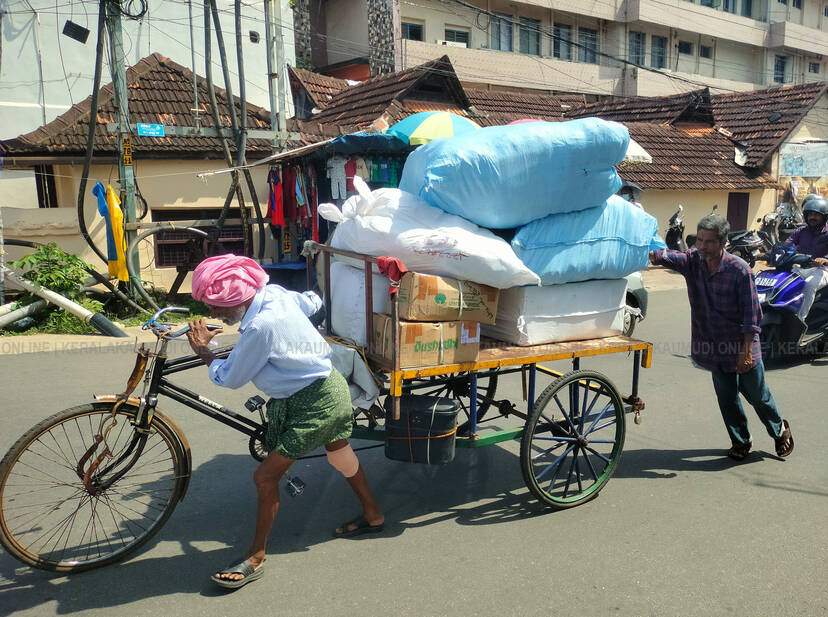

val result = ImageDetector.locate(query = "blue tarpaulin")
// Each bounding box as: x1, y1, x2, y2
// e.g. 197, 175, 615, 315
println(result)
328, 132, 410, 154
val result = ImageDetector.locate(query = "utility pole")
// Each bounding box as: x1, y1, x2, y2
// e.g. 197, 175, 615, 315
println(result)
104, 0, 139, 287
264, 0, 288, 151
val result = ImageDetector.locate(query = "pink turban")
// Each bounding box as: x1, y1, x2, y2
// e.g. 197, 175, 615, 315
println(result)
191, 254, 269, 307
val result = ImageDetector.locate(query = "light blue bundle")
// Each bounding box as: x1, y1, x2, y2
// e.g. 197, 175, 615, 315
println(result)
512, 195, 665, 285
398, 118, 630, 229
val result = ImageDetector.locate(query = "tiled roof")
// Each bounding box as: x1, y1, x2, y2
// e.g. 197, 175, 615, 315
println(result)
288, 66, 350, 109
0, 53, 273, 158
306, 56, 472, 131
710, 82, 828, 168
619, 122, 776, 190
566, 89, 712, 125
464, 89, 568, 122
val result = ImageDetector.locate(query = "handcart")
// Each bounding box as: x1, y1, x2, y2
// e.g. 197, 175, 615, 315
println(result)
308, 243, 654, 510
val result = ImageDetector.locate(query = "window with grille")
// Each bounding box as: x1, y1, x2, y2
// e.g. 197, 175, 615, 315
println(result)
723, 0, 736, 12
742, 0, 753, 17
699, 45, 713, 59
519, 17, 540, 56
491, 13, 513, 51
629, 31, 646, 65
678, 40, 693, 55
444, 29, 469, 45
651, 35, 667, 68
553, 24, 572, 61
774, 55, 788, 83
578, 27, 598, 64
151, 209, 245, 268
809, 62, 820, 74
34, 166, 58, 209
402, 22, 423, 41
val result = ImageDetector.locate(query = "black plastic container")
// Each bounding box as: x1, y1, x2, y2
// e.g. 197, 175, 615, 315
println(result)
384, 396, 460, 465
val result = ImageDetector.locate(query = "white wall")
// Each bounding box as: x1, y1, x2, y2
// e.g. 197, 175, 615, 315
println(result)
0, 0, 295, 140
0, 170, 39, 208
325, 0, 368, 65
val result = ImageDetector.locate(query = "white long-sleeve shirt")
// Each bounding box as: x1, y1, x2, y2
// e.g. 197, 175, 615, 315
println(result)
209, 285, 331, 398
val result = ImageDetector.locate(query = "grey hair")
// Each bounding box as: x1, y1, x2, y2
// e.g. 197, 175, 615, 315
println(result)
697, 214, 730, 242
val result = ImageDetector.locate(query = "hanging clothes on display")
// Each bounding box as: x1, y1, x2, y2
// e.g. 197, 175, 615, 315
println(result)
344, 157, 357, 192
326, 155, 348, 200
355, 156, 370, 183
92, 181, 129, 282
267, 168, 285, 227
309, 166, 320, 242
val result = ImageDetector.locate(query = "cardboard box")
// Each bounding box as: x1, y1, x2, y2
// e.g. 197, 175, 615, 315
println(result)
372, 313, 480, 368
390, 272, 499, 325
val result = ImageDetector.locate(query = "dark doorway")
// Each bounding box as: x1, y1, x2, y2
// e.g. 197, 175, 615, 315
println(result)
726, 192, 749, 230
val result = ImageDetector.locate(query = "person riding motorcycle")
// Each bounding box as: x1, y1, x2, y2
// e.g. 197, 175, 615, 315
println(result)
785, 193, 828, 328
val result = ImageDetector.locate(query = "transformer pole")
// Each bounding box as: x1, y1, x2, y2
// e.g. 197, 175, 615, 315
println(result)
105, 0, 139, 289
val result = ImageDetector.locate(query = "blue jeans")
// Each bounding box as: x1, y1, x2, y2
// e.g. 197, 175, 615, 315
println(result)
710, 359, 783, 447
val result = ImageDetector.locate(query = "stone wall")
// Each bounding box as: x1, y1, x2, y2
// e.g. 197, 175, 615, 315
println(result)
368, 0, 395, 75
292, 0, 313, 66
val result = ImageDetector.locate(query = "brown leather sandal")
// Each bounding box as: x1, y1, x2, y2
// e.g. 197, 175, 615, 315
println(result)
727, 441, 752, 461
775, 419, 794, 458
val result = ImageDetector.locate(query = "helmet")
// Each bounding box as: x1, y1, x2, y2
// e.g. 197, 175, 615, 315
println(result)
801, 194, 828, 217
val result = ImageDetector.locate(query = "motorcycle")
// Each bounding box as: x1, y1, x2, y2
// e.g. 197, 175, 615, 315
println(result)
756, 243, 828, 359
665, 205, 687, 251
776, 201, 804, 242
726, 229, 768, 267
757, 211, 779, 248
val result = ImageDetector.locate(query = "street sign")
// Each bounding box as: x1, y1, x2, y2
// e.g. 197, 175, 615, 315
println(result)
136, 123, 165, 137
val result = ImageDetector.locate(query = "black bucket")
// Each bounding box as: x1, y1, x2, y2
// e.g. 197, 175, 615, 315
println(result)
384, 396, 460, 465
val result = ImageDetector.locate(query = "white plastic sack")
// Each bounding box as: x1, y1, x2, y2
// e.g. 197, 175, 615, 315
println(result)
329, 261, 388, 346
319, 177, 540, 289
482, 279, 627, 346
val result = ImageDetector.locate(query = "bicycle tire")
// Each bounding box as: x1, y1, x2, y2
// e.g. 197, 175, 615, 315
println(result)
0, 402, 188, 572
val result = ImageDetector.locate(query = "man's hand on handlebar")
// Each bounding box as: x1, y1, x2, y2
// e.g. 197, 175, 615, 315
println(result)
186, 318, 224, 366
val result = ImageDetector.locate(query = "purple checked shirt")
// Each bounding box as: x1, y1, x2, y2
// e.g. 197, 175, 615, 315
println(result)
653, 249, 762, 372
785, 223, 828, 258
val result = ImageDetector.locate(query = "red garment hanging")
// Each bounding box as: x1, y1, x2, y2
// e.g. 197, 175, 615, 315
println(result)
267, 168, 285, 227
281, 165, 298, 223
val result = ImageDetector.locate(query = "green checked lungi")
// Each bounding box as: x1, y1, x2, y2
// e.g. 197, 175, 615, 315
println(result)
264, 368, 353, 459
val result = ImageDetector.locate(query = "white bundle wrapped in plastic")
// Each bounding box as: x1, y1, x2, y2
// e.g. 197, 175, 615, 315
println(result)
482, 279, 627, 346
329, 261, 388, 347
318, 177, 540, 289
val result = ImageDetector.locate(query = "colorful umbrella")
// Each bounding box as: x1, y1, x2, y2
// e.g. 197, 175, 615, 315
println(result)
387, 111, 480, 145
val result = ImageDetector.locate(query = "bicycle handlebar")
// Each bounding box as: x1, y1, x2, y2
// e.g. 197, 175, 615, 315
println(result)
143, 306, 223, 339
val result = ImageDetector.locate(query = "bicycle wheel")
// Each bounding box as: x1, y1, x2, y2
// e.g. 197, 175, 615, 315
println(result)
0, 402, 188, 572
520, 370, 625, 510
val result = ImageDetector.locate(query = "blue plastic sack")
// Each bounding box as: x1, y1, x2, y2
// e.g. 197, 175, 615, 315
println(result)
511, 195, 663, 285
399, 118, 630, 229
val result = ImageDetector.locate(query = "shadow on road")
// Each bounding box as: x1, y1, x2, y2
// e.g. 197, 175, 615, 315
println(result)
0, 444, 544, 613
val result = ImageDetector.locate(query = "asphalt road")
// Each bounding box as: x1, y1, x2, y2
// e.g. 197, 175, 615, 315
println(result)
0, 287, 826, 617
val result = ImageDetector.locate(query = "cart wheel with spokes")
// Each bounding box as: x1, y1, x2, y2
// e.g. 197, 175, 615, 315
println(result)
401, 370, 499, 433
520, 370, 625, 510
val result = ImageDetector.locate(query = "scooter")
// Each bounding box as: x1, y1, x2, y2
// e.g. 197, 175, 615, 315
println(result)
665, 205, 687, 251
756, 242, 828, 359
726, 229, 767, 267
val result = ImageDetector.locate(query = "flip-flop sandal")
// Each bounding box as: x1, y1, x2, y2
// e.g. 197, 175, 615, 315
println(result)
775, 419, 794, 458
727, 441, 752, 461
211, 558, 265, 590
333, 516, 384, 538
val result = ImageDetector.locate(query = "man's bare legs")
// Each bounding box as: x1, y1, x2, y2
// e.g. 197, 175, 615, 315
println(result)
214, 450, 294, 583
326, 439, 384, 533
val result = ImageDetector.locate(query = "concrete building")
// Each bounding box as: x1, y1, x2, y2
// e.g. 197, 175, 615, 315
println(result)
308, 0, 828, 96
